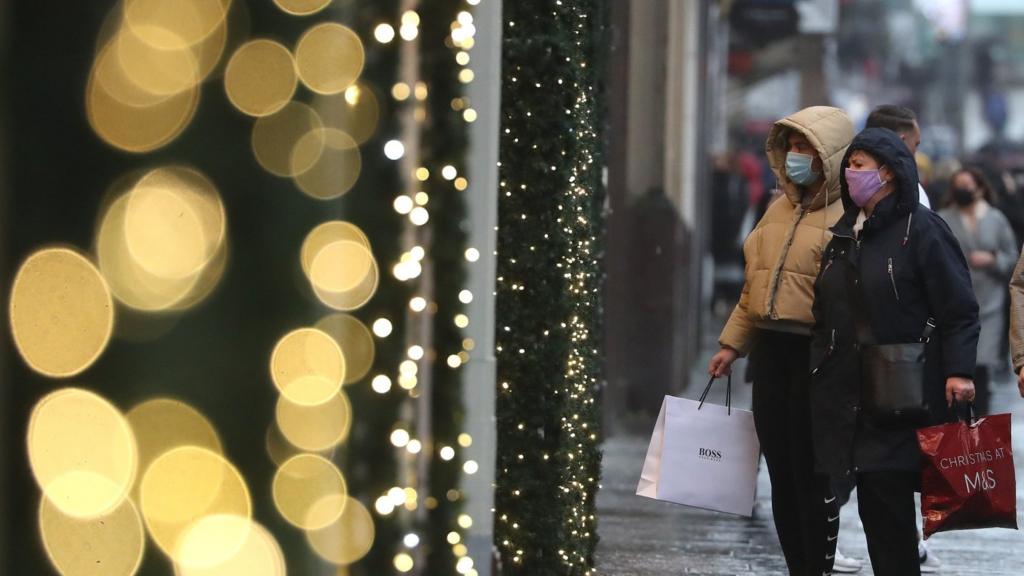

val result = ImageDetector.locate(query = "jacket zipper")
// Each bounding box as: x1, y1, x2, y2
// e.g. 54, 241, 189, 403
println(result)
887, 257, 900, 301
767, 208, 806, 319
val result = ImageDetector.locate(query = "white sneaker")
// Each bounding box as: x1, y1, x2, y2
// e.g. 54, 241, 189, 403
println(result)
832, 549, 863, 573
919, 541, 941, 573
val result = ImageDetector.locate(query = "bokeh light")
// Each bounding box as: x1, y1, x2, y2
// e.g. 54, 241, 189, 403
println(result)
371, 375, 392, 394
313, 83, 380, 145
272, 454, 348, 530
372, 318, 392, 337
139, 446, 251, 560
87, 41, 200, 152
265, 423, 327, 469
115, 26, 199, 99
9, 248, 114, 378
96, 167, 227, 312
308, 240, 379, 311
300, 221, 370, 276
224, 39, 297, 117
270, 327, 346, 406
124, 168, 225, 280
252, 102, 325, 177
27, 388, 137, 518
273, 0, 332, 16
384, 140, 405, 160
39, 494, 145, 576
294, 23, 364, 95
275, 390, 352, 451
122, 0, 231, 50
125, 398, 222, 500
175, 516, 285, 576
314, 313, 376, 384
292, 128, 362, 200
309, 240, 374, 294
374, 23, 395, 44
305, 496, 375, 566
394, 553, 414, 572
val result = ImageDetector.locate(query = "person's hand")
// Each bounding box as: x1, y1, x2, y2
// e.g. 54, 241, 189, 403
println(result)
708, 348, 739, 378
945, 376, 976, 406
969, 251, 996, 269
1017, 366, 1024, 398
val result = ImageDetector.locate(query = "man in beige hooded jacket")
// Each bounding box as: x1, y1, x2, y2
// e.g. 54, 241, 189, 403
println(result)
708, 106, 853, 575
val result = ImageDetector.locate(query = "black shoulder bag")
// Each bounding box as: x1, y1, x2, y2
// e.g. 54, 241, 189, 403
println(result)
849, 260, 935, 422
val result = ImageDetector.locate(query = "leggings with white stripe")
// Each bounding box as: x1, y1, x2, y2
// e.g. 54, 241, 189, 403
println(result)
750, 330, 839, 576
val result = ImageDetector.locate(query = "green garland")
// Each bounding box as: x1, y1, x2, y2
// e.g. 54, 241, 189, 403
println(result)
340, 2, 407, 574
420, 2, 469, 574
496, 2, 606, 575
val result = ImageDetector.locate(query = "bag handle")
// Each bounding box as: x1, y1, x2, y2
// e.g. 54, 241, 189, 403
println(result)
698, 374, 732, 415
949, 399, 977, 425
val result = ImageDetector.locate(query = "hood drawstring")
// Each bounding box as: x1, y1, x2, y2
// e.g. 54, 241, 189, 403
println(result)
902, 212, 914, 247
822, 179, 831, 245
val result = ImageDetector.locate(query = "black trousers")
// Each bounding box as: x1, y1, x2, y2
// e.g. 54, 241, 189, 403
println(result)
857, 471, 921, 576
750, 330, 838, 576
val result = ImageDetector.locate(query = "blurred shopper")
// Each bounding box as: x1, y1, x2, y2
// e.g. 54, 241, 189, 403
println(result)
710, 152, 751, 312
1009, 251, 1024, 398
810, 128, 979, 576
939, 167, 1017, 416
709, 106, 853, 575
865, 105, 930, 208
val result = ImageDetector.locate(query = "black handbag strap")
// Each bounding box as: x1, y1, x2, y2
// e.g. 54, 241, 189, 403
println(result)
698, 374, 732, 415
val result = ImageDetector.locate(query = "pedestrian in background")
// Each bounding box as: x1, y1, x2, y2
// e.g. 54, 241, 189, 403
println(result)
709, 106, 853, 575
810, 128, 979, 576
865, 105, 931, 208
939, 167, 1017, 415
1005, 244, 1024, 398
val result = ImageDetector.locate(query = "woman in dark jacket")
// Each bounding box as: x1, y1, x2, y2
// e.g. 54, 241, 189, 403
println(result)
810, 128, 979, 576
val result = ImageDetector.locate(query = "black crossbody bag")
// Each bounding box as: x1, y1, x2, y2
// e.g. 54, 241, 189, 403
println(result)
850, 270, 935, 422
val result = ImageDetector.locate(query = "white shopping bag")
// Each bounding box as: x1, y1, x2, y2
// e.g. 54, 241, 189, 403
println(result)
636, 377, 760, 516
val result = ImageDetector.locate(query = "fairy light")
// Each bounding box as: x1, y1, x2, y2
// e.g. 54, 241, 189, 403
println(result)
372, 318, 394, 338
393, 82, 412, 101
375, 23, 397, 44
371, 2, 479, 573
394, 195, 415, 214
496, 3, 604, 574
384, 140, 406, 160
390, 428, 411, 448
372, 375, 393, 394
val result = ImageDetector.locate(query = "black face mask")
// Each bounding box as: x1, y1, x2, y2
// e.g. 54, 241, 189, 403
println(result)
953, 187, 976, 207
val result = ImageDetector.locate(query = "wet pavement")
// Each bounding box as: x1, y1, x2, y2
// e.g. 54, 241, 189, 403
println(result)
596, 358, 1024, 575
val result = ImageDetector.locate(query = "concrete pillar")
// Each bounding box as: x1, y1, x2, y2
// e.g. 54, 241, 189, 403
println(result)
462, 0, 501, 573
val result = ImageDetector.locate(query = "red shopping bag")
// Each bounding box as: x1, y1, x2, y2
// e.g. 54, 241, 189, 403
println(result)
917, 412, 1018, 538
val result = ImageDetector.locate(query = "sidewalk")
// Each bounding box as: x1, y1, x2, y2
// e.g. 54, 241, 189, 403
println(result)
596, 360, 1024, 575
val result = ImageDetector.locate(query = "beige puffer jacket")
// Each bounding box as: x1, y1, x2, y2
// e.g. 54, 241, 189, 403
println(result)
719, 106, 854, 355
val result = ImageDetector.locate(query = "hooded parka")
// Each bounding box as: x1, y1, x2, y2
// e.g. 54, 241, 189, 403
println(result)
720, 106, 853, 354
809, 128, 980, 478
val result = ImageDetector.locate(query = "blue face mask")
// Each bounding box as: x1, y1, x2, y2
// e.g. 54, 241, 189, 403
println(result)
786, 151, 820, 186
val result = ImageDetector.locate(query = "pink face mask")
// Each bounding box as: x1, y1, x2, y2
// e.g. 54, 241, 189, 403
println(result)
846, 168, 886, 207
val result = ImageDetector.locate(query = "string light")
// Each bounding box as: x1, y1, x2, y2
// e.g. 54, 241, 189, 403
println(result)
496, 2, 604, 574
375, 23, 396, 44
